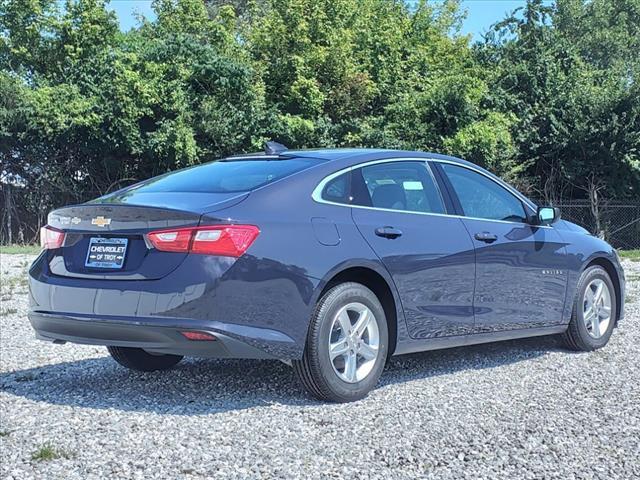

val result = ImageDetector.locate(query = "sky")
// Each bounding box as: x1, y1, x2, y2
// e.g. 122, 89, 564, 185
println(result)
107, 0, 154, 30
106, 0, 529, 40
459, 1, 526, 38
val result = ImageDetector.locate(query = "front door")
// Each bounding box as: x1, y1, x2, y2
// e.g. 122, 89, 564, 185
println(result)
438, 162, 568, 333
350, 160, 476, 339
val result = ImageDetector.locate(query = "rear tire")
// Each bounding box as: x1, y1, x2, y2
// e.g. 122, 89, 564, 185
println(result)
293, 282, 388, 402
562, 266, 617, 351
107, 346, 183, 372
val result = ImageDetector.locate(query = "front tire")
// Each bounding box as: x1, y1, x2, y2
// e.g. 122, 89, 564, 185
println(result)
293, 282, 388, 402
563, 266, 617, 351
107, 346, 183, 372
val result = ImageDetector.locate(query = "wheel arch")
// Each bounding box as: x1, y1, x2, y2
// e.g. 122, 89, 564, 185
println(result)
584, 256, 623, 325
314, 263, 402, 357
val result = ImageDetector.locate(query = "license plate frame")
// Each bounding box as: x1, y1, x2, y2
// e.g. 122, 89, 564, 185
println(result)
85, 237, 128, 269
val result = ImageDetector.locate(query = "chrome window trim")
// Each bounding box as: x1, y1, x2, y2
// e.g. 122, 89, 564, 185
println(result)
311, 157, 552, 229
312, 157, 439, 203
311, 166, 354, 203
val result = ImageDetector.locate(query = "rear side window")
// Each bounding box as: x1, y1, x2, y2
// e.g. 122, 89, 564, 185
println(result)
130, 158, 317, 194
321, 171, 351, 204
353, 161, 445, 214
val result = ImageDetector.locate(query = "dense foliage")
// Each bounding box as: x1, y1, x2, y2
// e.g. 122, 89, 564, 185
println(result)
1, 0, 639, 242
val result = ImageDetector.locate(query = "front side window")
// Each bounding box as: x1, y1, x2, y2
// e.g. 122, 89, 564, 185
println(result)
441, 164, 527, 223
353, 161, 445, 214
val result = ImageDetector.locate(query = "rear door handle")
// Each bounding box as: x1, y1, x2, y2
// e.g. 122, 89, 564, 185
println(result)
474, 232, 498, 243
375, 227, 403, 239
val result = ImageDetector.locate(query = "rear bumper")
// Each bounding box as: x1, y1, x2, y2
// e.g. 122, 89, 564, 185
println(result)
29, 311, 285, 359
28, 249, 319, 359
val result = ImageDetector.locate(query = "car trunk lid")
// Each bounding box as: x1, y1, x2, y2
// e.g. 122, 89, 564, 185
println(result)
46, 202, 228, 280
89, 191, 249, 214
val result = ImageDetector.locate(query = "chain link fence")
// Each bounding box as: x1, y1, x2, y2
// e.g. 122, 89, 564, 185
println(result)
3, 182, 640, 249
550, 201, 640, 250
1, 184, 104, 245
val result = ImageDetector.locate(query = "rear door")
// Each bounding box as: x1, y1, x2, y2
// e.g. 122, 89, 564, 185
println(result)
436, 162, 568, 332
350, 160, 476, 339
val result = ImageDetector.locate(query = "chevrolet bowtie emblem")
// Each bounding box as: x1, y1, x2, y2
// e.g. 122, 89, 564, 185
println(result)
91, 216, 112, 227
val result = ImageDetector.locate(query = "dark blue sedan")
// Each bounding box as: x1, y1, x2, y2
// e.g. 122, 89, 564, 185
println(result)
29, 145, 626, 402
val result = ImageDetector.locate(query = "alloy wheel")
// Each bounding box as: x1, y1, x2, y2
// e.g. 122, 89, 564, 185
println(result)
582, 278, 612, 339
328, 302, 380, 383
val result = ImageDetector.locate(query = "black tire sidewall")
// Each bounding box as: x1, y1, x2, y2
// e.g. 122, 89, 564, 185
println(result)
574, 266, 617, 349
311, 284, 388, 402
108, 346, 183, 372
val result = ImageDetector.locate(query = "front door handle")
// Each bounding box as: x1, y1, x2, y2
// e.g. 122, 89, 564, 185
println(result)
474, 232, 498, 243
375, 226, 403, 239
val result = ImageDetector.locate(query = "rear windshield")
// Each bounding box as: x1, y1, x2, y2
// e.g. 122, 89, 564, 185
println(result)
129, 158, 316, 194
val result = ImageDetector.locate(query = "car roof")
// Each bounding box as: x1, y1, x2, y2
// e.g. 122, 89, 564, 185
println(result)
286, 148, 483, 169
232, 147, 473, 166
283, 148, 396, 160
225, 148, 387, 161
225, 147, 484, 177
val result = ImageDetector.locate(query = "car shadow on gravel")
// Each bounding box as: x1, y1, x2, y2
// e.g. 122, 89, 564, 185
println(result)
0, 335, 565, 414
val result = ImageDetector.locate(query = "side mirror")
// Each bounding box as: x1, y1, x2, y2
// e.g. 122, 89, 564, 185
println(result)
536, 206, 560, 226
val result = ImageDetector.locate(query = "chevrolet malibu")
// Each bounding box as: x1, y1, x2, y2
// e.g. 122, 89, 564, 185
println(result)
28, 145, 625, 402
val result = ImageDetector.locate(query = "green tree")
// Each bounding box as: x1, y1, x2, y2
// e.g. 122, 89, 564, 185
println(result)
1, 0, 639, 244
1, 0, 266, 242
479, 0, 640, 201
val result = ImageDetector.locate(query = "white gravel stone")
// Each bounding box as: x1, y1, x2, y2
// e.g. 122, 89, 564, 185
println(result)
1, 253, 639, 479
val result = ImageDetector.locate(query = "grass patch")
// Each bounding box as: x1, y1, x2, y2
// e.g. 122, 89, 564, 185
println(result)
31, 443, 70, 462
626, 295, 636, 304
0, 245, 40, 255
0, 308, 18, 316
619, 249, 640, 261
0, 430, 10, 437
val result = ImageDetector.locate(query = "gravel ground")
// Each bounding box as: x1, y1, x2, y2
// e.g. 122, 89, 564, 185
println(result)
1, 253, 639, 479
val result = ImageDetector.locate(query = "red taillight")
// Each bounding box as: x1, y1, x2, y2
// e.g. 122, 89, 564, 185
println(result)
40, 225, 65, 250
146, 225, 259, 257
181, 331, 217, 341
190, 226, 259, 256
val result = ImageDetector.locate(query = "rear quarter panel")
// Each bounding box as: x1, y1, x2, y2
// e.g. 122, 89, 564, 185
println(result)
199, 159, 409, 352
